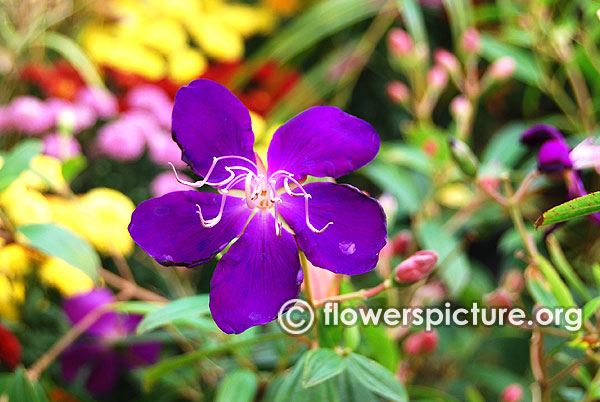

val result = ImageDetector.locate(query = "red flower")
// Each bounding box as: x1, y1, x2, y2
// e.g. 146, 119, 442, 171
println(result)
0, 324, 22, 370
21, 61, 85, 101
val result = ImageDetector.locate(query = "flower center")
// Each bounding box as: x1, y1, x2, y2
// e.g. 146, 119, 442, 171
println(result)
168, 154, 333, 236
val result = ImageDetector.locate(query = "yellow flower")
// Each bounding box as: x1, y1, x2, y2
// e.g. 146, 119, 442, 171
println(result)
20, 155, 67, 193
39, 257, 94, 297
0, 185, 52, 226
51, 188, 135, 256
135, 18, 188, 54
435, 183, 474, 209
0, 275, 25, 321
186, 15, 244, 61
215, 4, 276, 37
0, 244, 31, 277
168, 48, 208, 84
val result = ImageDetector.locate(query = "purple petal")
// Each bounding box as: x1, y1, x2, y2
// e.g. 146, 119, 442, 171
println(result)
63, 289, 120, 337
279, 182, 387, 275
85, 349, 120, 394
61, 342, 106, 383
521, 124, 564, 147
124, 343, 161, 368
538, 139, 573, 172
172, 79, 256, 183
267, 106, 379, 180
129, 191, 251, 267
209, 212, 302, 334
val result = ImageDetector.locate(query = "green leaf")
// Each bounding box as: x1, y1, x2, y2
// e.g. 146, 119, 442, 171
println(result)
0, 140, 42, 193
275, 353, 340, 401
215, 369, 258, 402
335, 369, 380, 402
61, 155, 87, 183
18, 223, 99, 281
113, 301, 161, 315
480, 122, 529, 174
547, 235, 591, 300
255, 0, 379, 63
42, 31, 103, 87
303, 349, 347, 388
361, 325, 399, 372
396, 0, 428, 46
417, 221, 470, 297
346, 353, 407, 402
2, 367, 48, 402
583, 296, 600, 322
537, 191, 600, 227
137, 295, 210, 334
527, 278, 559, 309
534, 254, 576, 308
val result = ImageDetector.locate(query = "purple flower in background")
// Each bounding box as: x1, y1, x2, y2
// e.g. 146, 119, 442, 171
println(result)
521, 124, 600, 224
126, 85, 173, 129
76, 86, 119, 119
61, 289, 160, 394
8, 96, 54, 135
129, 79, 387, 334
43, 133, 81, 160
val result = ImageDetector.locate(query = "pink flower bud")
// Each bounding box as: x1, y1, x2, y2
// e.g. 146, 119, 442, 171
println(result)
433, 48, 460, 73
483, 289, 512, 309
489, 56, 516, 80
386, 81, 410, 104
394, 250, 438, 284
450, 95, 472, 118
391, 230, 414, 256
387, 29, 414, 56
501, 384, 523, 402
403, 330, 438, 355
427, 65, 448, 90
501, 269, 524, 294
462, 28, 481, 54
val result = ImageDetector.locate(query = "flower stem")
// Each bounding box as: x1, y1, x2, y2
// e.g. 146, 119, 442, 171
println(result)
314, 279, 392, 309
300, 253, 315, 309
502, 174, 538, 258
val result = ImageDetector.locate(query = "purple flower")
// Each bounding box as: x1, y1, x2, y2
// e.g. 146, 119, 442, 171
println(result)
521, 124, 600, 224
43, 133, 81, 160
129, 79, 387, 334
61, 289, 160, 395
76, 87, 119, 119
8, 96, 54, 135
126, 85, 173, 129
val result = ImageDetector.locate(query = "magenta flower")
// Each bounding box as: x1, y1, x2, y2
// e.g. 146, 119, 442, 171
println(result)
125, 85, 173, 129
521, 124, 600, 224
61, 289, 160, 394
151, 171, 193, 197
46, 98, 96, 133
129, 79, 387, 334
76, 86, 119, 119
42, 133, 81, 160
95, 113, 150, 161
8, 96, 54, 135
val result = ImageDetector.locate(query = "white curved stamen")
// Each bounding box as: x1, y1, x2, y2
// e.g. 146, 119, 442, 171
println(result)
196, 174, 248, 228
281, 176, 333, 234
302, 193, 333, 234
169, 155, 258, 189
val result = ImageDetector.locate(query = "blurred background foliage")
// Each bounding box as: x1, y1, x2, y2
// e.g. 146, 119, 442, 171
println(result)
0, 0, 599, 401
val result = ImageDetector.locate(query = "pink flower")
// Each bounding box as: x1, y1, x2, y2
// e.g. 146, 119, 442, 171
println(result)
47, 98, 96, 133
450, 95, 472, 118
501, 384, 523, 402
462, 28, 481, 54
43, 133, 81, 160
8, 96, 54, 135
0, 106, 12, 133
126, 85, 173, 129
386, 81, 410, 104
76, 87, 118, 119
146, 130, 186, 168
403, 330, 438, 355
302, 260, 340, 300
394, 250, 438, 284
434, 49, 460, 74
488, 57, 516, 80
96, 118, 146, 161
151, 171, 193, 197
427, 65, 448, 90
387, 29, 414, 56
